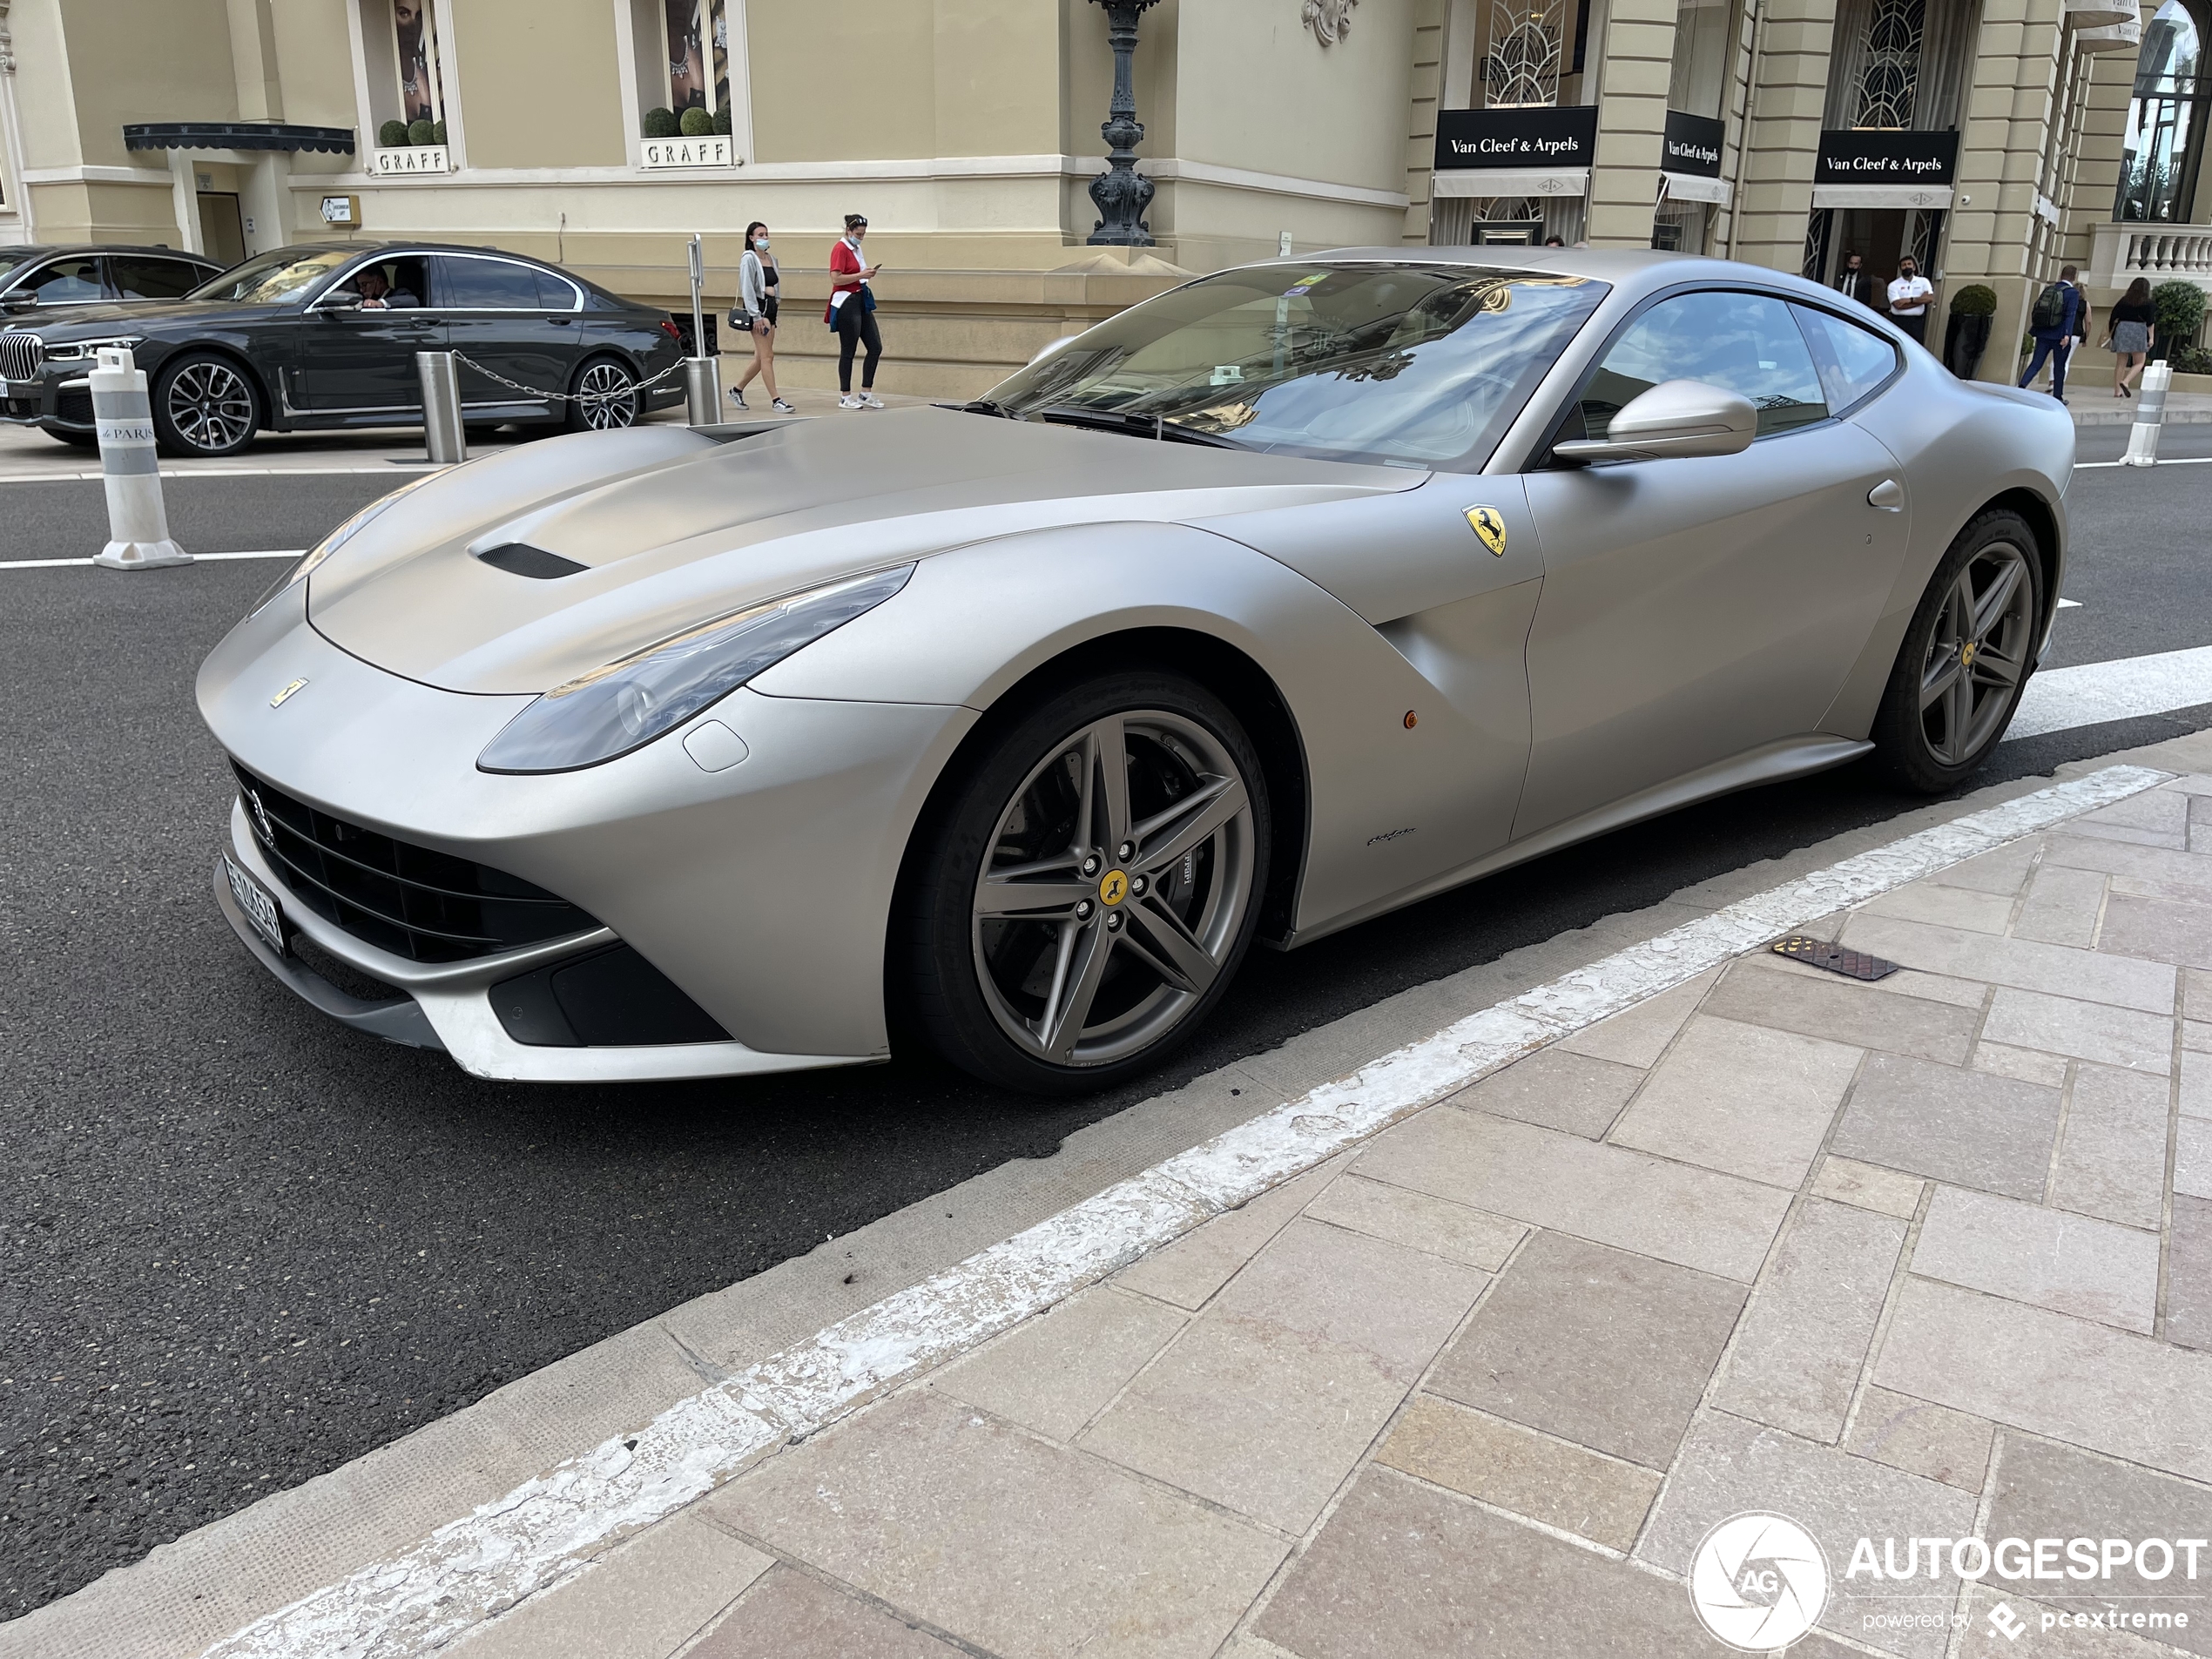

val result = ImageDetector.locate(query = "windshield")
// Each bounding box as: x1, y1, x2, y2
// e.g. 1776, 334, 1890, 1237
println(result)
988, 263, 1608, 469
0, 249, 35, 284
187, 248, 355, 305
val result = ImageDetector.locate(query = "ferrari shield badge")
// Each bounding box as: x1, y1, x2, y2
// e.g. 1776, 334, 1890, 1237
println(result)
1465, 505, 1507, 556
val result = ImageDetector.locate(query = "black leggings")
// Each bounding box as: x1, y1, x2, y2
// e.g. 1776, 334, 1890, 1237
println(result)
835, 303, 881, 392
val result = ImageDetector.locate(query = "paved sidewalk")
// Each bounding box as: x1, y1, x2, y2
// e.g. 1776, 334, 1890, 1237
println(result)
399, 765, 2212, 1658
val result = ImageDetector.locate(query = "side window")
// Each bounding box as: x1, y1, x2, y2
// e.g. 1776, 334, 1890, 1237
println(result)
20, 258, 106, 304
1793, 304, 1900, 415
439, 258, 546, 310
111, 257, 206, 300
533, 272, 581, 311
1574, 289, 1829, 441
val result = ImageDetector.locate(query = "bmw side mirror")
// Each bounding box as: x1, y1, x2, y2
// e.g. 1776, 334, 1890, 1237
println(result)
318, 291, 364, 314
1, 293, 36, 313
1552, 379, 1759, 464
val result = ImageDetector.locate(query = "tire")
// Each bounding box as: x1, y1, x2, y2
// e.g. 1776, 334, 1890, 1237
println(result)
564, 355, 639, 432
150, 351, 261, 458
899, 671, 1271, 1095
1871, 508, 2044, 792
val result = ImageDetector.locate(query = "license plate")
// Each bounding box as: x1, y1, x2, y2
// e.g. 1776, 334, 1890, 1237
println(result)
224, 855, 287, 954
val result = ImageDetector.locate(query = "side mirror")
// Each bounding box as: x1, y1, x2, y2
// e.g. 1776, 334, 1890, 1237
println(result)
1028, 333, 1082, 368
1, 292, 37, 313
1552, 378, 1758, 463
316, 291, 364, 314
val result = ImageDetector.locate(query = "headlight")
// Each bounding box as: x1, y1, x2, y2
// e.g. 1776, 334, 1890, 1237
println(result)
247, 469, 440, 617
476, 564, 915, 775
45, 334, 145, 361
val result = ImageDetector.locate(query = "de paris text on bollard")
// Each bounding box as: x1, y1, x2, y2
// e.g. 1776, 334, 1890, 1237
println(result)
416, 349, 466, 465
90, 347, 190, 570
2122, 361, 2171, 468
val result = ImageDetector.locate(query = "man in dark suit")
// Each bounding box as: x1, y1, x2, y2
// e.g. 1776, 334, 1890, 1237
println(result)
1833, 252, 1874, 307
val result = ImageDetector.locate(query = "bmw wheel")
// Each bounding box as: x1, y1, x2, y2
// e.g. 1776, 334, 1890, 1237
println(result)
151, 352, 260, 458
901, 671, 1270, 1094
565, 356, 639, 432
1872, 509, 2044, 792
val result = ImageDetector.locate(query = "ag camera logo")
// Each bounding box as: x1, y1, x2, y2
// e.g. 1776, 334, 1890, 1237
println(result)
1690, 1512, 1831, 1650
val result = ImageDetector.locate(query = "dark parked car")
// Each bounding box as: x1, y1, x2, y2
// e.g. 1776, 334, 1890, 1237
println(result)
0, 244, 225, 314
0, 241, 688, 456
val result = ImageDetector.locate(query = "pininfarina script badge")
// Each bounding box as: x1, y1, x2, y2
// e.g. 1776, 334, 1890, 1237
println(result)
270, 678, 308, 708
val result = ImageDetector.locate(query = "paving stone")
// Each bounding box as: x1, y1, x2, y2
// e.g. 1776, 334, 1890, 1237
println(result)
2012, 863, 2110, 948
2192, 1022, 2212, 1054
1115, 1161, 1335, 1312
1641, 1411, 1979, 1659
689, 1564, 965, 1659
1838, 912, 2176, 1013
1610, 1015, 1863, 1188
1255, 1467, 1843, 1659
1912, 1185, 2161, 1332
1703, 959, 1979, 1064
459, 1514, 771, 1659
1846, 1384, 1994, 1490
1554, 969, 1715, 1068
2046, 833, 2212, 904
1450, 1047, 1644, 1138
1956, 1583, 2199, 1658
2168, 1196, 2212, 1353
1873, 1277, 2212, 1483
1710, 1198, 1906, 1443
2051, 1064, 2173, 1230
930, 1285, 1186, 1443
1979, 988, 2175, 1075
2075, 789, 2194, 845
707, 1388, 1285, 1659
2187, 1050, 2212, 1119
1830, 1053, 2064, 1201
1811, 1155, 1927, 1219
1932, 840, 2041, 895
1981, 1435, 2212, 1656
1374, 1394, 1661, 1552
2189, 968, 2212, 1023
2177, 1117, 2212, 1200
1356, 1109, 1790, 1281
1977, 1041, 2075, 1087
1425, 1231, 1745, 1469
1299, 1172, 1527, 1271
1861, 881, 2019, 933
2100, 894, 2212, 973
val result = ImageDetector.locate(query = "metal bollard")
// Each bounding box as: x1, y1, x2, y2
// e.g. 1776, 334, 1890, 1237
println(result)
685, 354, 721, 425
2121, 361, 2172, 468
89, 347, 191, 570
416, 349, 466, 465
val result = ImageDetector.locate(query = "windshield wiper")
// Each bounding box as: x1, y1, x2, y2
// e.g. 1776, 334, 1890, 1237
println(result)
949, 397, 1019, 418
1036, 406, 1241, 448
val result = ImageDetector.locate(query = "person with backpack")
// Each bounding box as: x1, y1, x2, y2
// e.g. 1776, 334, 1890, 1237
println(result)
2019, 265, 2088, 401
827, 212, 884, 410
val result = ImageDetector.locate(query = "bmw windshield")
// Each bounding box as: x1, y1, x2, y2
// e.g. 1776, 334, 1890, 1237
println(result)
988, 262, 1607, 469
187, 247, 355, 305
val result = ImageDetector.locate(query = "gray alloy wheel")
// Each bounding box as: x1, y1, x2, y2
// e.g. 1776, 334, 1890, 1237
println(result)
158, 356, 258, 456
568, 358, 638, 431
969, 707, 1260, 1072
1917, 538, 2035, 767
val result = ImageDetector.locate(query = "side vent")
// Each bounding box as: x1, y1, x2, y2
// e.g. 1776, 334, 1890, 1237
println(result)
475, 543, 588, 580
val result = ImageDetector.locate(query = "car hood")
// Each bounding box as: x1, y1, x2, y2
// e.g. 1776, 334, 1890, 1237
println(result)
4, 297, 289, 337
306, 408, 1420, 695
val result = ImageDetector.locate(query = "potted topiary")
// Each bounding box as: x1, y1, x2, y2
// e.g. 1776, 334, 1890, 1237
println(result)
2150, 280, 2207, 363
643, 106, 679, 138
431, 119, 447, 147
712, 104, 732, 136
408, 117, 436, 147
679, 105, 713, 138
378, 118, 411, 149
1943, 283, 1997, 381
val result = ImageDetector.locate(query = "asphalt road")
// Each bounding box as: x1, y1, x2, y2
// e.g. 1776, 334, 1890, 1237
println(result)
3, 435, 2209, 1620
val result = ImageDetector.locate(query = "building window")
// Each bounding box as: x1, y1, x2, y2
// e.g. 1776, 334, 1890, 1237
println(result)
1855, 0, 1926, 128
643, 0, 733, 132
2116, 0, 2207, 222
392, 0, 443, 126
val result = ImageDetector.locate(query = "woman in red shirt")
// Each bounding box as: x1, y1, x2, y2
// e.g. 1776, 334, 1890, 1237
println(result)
827, 212, 883, 408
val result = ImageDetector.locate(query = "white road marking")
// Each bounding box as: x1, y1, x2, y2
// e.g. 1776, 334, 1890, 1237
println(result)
199, 764, 2169, 1659
0, 549, 304, 570
2007, 644, 2212, 739
2056, 597, 2081, 609
2074, 455, 2212, 469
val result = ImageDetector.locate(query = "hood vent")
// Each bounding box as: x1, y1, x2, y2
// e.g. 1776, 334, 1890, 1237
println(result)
475, 542, 588, 580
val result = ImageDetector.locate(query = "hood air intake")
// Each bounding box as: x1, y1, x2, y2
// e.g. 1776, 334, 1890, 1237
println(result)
475, 543, 588, 580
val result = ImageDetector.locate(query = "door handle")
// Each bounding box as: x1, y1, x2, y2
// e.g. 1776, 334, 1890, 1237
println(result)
1868, 479, 1905, 511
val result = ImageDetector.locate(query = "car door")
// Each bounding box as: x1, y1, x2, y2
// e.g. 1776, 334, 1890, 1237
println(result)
9, 255, 107, 310
292, 253, 444, 415
435, 254, 577, 414
1514, 287, 1911, 838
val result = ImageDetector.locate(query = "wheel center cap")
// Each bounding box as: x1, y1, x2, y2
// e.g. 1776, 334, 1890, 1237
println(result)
1961, 641, 1979, 670
1098, 869, 1130, 907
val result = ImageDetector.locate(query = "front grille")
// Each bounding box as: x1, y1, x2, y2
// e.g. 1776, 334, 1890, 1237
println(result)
0, 331, 43, 382
233, 763, 599, 963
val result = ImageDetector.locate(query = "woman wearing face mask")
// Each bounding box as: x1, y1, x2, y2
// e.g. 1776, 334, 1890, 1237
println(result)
728, 221, 792, 413
827, 212, 884, 409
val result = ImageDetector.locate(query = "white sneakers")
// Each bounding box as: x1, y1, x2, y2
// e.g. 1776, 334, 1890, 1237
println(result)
727, 388, 748, 409
772, 397, 796, 413
863, 392, 886, 408
838, 392, 887, 410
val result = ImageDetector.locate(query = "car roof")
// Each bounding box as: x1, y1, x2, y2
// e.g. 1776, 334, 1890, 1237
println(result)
5, 244, 219, 260
1246, 245, 1869, 311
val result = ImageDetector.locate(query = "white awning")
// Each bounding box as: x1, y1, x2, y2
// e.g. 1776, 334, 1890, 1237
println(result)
1661, 171, 1730, 206
1431, 168, 1588, 199
1811, 183, 1955, 210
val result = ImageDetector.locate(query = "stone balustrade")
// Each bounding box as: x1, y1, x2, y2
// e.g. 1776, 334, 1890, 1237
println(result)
2090, 222, 2212, 292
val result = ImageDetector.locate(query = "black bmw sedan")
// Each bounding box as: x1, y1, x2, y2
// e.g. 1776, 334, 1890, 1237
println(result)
0, 241, 688, 457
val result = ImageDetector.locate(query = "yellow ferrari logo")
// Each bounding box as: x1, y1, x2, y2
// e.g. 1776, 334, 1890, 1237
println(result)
1465, 506, 1507, 556
1099, 869, 1130, 907
1960, 641, 1978, 670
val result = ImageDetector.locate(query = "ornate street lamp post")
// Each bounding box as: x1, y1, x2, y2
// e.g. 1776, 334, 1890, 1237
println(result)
1086, 0, 1161, 246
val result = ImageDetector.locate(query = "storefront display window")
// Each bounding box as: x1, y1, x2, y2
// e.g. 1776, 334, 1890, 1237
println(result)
2116, 0, 2207, 222
391, 0, 442, 127
664, 0, 730, 116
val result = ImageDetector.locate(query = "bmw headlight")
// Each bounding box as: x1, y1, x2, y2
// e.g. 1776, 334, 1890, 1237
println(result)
44, 334, 145, 361
249, 469, 440, 617
476, 564, 915, 775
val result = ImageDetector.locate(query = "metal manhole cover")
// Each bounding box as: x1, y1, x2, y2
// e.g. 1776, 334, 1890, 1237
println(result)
1770, 934, 1901, 981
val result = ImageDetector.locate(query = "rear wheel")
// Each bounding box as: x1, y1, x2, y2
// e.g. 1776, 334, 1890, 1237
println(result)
1871, 509, 2043, 792
151, 352, 261, 458
900, 671, 1269, 1094
564, 356, 639, 432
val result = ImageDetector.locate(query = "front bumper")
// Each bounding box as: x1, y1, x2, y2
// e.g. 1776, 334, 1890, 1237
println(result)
3, 368, 92, 431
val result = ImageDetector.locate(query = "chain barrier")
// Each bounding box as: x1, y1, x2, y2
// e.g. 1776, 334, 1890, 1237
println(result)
448, 351, 688, 406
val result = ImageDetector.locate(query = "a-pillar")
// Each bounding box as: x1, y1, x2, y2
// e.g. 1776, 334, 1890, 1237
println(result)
1730, 0, 1838, 273
1587, 0, 1684, 246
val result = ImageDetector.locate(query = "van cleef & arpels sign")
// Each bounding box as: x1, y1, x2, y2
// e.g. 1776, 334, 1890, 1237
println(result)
1433, 106, 1599, 171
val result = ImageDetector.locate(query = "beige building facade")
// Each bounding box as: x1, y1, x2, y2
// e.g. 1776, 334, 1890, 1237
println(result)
0, 0, 2204, 394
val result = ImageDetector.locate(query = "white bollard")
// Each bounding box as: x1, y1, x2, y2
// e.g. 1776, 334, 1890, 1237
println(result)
89, 347, 191, 570
2121, 360, 2172, 468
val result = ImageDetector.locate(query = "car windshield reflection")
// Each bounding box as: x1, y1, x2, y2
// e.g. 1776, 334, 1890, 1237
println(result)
187, 248, 355, 306
989, 263, 1608, 469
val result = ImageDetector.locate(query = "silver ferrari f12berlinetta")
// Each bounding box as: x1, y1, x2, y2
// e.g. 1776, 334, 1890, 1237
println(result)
200, 246, 2073, 1092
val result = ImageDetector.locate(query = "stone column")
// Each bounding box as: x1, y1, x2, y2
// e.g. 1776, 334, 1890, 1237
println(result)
1730, 0, 1838, 273
1587, 0, 1684, 246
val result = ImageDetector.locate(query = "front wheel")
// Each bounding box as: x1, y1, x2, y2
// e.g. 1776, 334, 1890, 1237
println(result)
1871, 509, 2044, 792
151, 352, 261, 458
899, 671, 1270, 1095
564, 356, 639, 432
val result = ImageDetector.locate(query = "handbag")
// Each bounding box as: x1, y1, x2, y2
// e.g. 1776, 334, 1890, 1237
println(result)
725, 306, 752, 334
